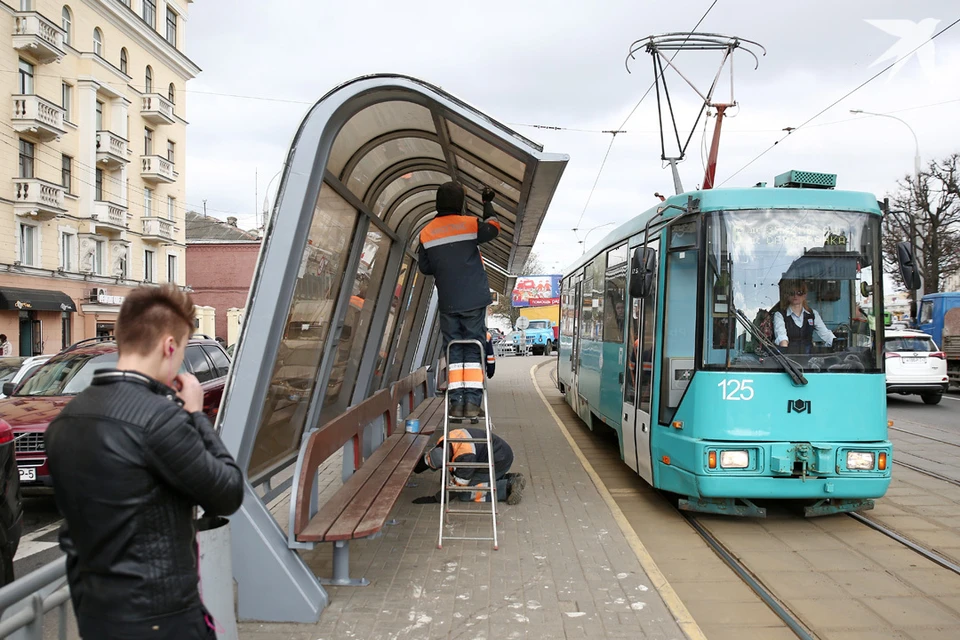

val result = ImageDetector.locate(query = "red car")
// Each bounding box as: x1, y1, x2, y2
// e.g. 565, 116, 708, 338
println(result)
0, 336, 231, 489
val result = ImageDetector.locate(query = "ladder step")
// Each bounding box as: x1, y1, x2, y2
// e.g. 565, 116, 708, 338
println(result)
444, 462, 492, 469
445, 438, 489, 443
446, 509, 496, 515
446, 485, 492, 492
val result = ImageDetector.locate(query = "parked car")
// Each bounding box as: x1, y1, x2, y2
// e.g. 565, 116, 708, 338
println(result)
884, 330, 949, 405
0, 336, 232, 489
0, 417, 22, 586
0, 356, 53, 400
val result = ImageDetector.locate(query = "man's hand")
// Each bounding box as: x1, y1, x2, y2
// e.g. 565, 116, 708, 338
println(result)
481, 187, 495, 204
174, 373, 204, 414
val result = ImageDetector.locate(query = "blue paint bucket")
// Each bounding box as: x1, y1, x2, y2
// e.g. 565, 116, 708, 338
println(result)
405, 418, 420, 434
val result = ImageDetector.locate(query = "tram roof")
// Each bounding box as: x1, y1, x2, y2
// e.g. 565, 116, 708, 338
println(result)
565, 186, 883, 275
296, 74, 569, 294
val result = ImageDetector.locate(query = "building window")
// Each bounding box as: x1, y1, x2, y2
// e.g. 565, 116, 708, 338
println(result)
165, 7, 177, 46
95, 168, 103, 200
167, 196, 175, 220
167, 140, 175, 163
144, 187, 153, 216
62, 82, 72, 120
94, 240, 104, 274
19, 224, 37, 266
61, 155, 72, 192
142, 0, 156, 28
61, 312, 72, 350
60, 231, 73, 271
18, 59, 34, 95
61, 6, 72, 46
144, 127, 153, 155
167, 254, 177, 283
145, 66, 153, 93
144, 250, 155, 282
120, 48, 128, 74
118, 247, 128, 279
168, 83, 175, 105
95, 100, 103, 131
93, 28, 103, 56
19, 139, 34, 178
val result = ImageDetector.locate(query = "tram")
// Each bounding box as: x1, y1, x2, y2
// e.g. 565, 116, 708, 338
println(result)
557, 169, 900, 517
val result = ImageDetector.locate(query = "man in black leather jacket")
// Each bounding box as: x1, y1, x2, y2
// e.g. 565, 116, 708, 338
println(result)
46, 285, 244, 639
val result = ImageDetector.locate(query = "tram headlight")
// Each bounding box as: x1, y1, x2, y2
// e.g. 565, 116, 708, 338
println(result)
846, 451, 875, 470
719, 450, 749, 469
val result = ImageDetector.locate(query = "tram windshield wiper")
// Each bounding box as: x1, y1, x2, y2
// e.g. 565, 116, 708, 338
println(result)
732, 309, 808, 386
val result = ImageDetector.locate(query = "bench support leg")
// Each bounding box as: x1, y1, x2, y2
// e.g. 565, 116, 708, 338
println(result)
319, 540, 369, 587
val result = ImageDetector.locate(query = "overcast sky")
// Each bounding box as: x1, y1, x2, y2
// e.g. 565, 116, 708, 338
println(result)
184, 0, 960, 274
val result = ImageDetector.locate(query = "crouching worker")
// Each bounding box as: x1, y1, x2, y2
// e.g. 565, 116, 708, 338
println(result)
413, 429, 525, 505
45, 284, 244, 640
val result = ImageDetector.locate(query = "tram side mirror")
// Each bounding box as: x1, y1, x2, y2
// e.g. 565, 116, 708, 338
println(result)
895, 241, 922, 291
630, 247, 657, 299
1, 383, 14, 397
860, 281, 874, 298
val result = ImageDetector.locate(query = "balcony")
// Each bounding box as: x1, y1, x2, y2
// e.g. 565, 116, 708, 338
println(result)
92, 201, 130, 233
142, 217, 176, 243
96, 131, 129, 170
12, 12, 65, 64
141, 94, 175, 125
140, 155, 176, 184
12, 95, 66, 142
13, 178, 65, 221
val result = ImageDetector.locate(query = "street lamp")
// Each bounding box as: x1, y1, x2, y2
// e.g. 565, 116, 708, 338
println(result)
850, 109, 924, 314
578, 222, 615, 255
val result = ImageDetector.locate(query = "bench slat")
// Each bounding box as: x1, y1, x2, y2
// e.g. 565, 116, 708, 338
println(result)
297, 433, 406, 542
353, 433, 435, 539
322, 433, 420, 541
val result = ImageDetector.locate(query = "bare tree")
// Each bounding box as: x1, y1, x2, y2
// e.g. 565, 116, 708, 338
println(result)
489, 252, 547, 327
882, 154, 960, 312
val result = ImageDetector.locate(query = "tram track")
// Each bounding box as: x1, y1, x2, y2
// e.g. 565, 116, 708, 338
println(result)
847, 512, 960, 576
890, 425, 960, 449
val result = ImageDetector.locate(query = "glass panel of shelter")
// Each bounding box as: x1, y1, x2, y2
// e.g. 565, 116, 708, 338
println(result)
445, 120, 527, 182
373, 170, 450, 219
372, 255, 411, 390
247, 182, 360, 478
319, 226, 392, 426
456, 155, 521, 202
345, 137, 445, 201
385, 269, 428, 383
326, 101, 437, 177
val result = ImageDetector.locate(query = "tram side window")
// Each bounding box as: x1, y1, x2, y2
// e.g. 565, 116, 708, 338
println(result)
638, 248, 658, 414
604, 244, 628, 343
582, 276, 594, 339
590, 257, 606, 340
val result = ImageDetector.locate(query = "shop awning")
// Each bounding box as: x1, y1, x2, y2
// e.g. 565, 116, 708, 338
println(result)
0, 287, 76, 312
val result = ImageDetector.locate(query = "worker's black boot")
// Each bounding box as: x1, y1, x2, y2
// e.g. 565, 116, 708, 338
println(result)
506, 472, 526, 505
464, 402, 482, 418
449, 400, 465, 418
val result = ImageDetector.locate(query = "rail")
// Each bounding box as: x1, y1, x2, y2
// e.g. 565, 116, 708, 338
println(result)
0, 556, 69, 640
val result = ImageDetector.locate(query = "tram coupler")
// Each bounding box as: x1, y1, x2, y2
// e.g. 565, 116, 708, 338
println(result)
677, 496, 766, 518
804, 498, 875, 518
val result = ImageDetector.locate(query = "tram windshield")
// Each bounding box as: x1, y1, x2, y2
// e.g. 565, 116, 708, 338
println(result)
702, 209, 882, 374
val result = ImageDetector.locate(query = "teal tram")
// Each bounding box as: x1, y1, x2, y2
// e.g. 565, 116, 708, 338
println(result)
557, 170, 895, 517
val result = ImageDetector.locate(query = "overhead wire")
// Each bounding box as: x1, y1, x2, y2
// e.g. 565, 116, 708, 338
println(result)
718, 15, 960, 187
570, 0, 719, 238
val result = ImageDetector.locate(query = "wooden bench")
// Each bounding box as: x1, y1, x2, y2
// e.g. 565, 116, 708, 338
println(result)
287, 367, 445, 586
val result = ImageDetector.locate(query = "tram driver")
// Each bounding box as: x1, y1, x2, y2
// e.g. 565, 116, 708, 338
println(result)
773, 279, 836, 355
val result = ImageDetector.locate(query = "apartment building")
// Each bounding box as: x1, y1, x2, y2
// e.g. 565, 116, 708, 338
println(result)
0, 0, 199, 356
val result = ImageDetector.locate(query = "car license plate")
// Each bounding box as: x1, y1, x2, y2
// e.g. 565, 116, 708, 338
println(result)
18, 467, 36, 482
902, 356, 924, 363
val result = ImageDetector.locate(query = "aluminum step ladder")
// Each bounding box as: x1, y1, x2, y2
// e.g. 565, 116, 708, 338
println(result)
438, 339, 499, 550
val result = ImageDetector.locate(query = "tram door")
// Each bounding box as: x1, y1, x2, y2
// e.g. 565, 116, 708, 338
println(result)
570, 276, 583, 410
622, 243, 658, 483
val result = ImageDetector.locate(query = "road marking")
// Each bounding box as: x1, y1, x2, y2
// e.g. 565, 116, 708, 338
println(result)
941, 394, 960, 402
14, 520, 62, 561
529, 363, 708, 640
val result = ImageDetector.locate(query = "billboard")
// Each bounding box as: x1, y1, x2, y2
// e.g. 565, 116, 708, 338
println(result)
512, 274, 561, 307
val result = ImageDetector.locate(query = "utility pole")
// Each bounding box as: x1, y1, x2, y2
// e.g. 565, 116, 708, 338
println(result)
203, 199, 207, 217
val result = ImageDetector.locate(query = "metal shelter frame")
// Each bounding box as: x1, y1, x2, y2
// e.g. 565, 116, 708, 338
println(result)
215, 75, 568, 622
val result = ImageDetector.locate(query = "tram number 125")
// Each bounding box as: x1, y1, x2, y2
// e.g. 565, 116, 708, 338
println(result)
718, 379, 755, 401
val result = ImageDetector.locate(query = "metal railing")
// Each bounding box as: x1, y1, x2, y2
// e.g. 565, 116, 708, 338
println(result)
0, 557, 69, 640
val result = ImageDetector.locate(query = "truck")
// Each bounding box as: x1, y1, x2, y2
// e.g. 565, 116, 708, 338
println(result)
918, 292, 960, 386
512, 319, 557, 356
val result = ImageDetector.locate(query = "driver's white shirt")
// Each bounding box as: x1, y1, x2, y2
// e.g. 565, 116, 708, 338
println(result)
773, 308, 835, 346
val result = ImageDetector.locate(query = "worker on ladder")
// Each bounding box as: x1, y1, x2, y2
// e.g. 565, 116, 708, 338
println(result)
418, 182, 499, 419
414, 430, 525, 504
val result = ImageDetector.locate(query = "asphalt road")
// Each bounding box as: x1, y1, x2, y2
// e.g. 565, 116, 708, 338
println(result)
886, 387, 960, 432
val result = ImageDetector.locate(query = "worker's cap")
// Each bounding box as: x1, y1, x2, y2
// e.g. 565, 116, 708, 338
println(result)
424, 446, 446, 470
436, 181, 465, 214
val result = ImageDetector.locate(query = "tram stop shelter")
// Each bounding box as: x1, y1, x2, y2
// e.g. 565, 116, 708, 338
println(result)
217, 75, 568, 623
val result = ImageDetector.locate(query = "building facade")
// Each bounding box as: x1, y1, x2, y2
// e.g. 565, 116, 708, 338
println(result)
0, 0, 199, 355
185, 211, 260, 343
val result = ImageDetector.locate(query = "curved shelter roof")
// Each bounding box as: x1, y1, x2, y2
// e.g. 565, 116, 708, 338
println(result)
220, 75, 568, 475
